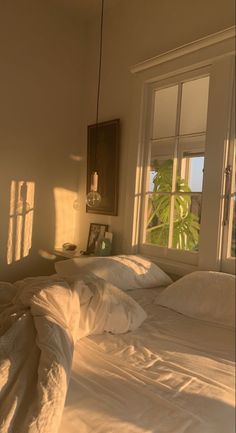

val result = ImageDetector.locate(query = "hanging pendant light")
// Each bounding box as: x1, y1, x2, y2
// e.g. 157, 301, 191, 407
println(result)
86, 0, 104, 208
86, 171, 101, 207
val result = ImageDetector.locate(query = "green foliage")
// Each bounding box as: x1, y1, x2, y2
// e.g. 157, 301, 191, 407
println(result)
146, 159, 200, 250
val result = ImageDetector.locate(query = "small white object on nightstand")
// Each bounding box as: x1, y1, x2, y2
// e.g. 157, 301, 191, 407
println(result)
54, 248, 81, 259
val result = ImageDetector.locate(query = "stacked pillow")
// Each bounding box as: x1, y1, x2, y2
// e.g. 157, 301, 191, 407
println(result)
157, 271, 235, 328
55, 254, 172, 291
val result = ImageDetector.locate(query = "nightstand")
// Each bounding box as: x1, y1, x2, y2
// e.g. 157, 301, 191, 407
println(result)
54, 249, 95, 260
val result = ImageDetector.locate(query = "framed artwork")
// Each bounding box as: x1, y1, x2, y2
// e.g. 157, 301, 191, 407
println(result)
87, 119, 120, 215
86, 223, 109, 254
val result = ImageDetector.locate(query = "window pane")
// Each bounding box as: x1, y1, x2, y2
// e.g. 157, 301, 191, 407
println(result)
153, 85, 178, 138
145, 194, 170, 246
188, 156, 204, 192
172, 195, 201, 251
148, 158, 173, 192
180, 76, 209, 135
178, 155, 204, 192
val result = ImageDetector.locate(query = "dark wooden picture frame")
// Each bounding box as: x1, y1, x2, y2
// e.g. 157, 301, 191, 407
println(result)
86, 223, 109, 254
86, 119, 120, 215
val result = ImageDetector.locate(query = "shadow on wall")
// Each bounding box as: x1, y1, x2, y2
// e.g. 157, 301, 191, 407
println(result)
0, 174, 56, 282
0, 167, 80, 283
0, 139, 82, 283
7, 180, 35, 266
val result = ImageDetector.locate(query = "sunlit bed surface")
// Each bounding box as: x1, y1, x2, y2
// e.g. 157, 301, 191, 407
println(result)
59, 287, 235, 433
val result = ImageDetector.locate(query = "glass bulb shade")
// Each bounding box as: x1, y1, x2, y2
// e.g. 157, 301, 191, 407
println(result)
86, 191, 101, 207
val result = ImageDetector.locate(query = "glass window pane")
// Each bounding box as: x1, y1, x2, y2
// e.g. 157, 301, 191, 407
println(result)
180, 76, 210, 135
172, 195, 201, 251
145, 194, 170, 246
189, 157, 204, 192
153, 85, 178, 138
178, 155, 204, 192
148, 158, 173, 193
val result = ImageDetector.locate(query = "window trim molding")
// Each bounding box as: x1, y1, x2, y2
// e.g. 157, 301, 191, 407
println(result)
131, 27, 235, 74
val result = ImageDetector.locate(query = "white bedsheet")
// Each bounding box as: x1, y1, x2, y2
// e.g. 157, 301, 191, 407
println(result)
59, 288, 235, 433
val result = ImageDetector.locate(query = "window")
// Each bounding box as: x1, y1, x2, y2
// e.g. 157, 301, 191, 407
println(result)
145, 75, 209, 255
126, 28, 235, 274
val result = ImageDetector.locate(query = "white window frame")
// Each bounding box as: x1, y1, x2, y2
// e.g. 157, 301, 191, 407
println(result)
221, 81, 236, 275
140, 68, 209, 265
124, 27, 235, 275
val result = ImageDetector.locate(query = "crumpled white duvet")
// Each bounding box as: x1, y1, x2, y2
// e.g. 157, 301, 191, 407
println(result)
0, 276, 80, 433
0, 274, 146, 433
72, 273, 147, 339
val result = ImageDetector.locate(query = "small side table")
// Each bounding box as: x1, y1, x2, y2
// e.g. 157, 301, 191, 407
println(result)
54, 249, 97, 260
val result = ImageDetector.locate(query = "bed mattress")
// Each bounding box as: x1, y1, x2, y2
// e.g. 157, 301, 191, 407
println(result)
59, 287, 235, 433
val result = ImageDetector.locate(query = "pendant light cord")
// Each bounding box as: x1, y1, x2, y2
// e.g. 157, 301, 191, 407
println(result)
87, 0, 104, 202
92, 0, 104, 185
96, 0, 104, 125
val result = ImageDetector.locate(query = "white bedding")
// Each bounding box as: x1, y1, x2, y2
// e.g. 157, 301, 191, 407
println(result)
0, 275, 146, 433
0, 276, 80, 433
55, 254, 172, 290
72, 274, 147, 338
59, 288, 235, 433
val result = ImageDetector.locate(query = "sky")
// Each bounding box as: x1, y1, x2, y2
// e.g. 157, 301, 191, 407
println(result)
149, 156, 204, 192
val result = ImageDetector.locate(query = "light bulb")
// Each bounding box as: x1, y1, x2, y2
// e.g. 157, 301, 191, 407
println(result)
86, 191, 101, 208
86, 171, 101, 207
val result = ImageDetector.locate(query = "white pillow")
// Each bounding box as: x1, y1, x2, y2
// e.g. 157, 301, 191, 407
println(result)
69, 273, 147, 339
157, 271, 235, 328
55, 255, 172, 291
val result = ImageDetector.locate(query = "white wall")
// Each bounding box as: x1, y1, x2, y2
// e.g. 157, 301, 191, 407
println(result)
1, 0, 234, 281
77, 0, 235, 253
0, 0, 86, 281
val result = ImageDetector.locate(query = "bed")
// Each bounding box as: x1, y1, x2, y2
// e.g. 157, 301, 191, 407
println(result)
0, 253, 235, 433
59, 286, 235, 433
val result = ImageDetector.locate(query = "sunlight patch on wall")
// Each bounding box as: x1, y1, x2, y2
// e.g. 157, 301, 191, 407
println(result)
7, 181, 35, 265
54, 187, 77, 249
69, 154, 84, 162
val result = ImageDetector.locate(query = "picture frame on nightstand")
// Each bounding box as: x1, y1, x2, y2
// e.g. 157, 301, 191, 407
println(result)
86, 223, 108, 254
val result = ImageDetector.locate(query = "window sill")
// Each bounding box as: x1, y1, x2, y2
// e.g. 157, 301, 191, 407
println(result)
140, 253, 198, 277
